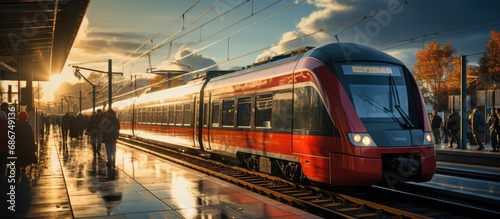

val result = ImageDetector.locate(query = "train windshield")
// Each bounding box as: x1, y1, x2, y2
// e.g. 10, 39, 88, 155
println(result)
340, 64, 414, 128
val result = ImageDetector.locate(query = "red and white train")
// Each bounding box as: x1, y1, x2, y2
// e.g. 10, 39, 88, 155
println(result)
104, 43, 435, 186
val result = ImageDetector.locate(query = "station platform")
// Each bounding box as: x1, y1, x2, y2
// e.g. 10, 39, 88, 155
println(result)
434, 140, 500, 167
0, 131, 321, 219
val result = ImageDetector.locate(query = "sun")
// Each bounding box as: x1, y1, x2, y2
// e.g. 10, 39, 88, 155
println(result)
40, 67, 80, 101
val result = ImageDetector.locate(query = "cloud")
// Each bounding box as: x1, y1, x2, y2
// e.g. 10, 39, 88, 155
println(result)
257, 0, 348, 61
155, 47, 218, 71
70, 16, 151, 62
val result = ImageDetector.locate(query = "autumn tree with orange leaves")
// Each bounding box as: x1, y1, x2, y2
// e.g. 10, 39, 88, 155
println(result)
413, 41, 460, 111
478, 30, 500, 90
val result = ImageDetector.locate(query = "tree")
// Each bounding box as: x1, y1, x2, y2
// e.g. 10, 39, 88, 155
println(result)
478, 30, 500, 89
34, 83, 44, 108
413, 41, 460, 111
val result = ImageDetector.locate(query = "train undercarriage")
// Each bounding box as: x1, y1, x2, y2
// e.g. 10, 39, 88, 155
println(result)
235, 152, 306, 182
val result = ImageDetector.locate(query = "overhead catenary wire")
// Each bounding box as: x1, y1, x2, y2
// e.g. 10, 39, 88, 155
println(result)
168, 0, 416, 67
374, 15, 500, 51
114, 0, 286, 84
115, 0, 202, 68
154, 0, 292, 65
111, 0, 417, 97
132, 0, 418, 94
117, 0, 239, 69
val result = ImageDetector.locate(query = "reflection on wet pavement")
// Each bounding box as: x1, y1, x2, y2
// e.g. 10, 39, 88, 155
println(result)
1, 131, 320, 219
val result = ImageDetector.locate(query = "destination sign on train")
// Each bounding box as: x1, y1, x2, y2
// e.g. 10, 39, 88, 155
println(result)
342, 65, 401, 76
351, 66, 393, 74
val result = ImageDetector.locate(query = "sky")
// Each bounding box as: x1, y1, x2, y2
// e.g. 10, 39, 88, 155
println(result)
41, 0, 500, 101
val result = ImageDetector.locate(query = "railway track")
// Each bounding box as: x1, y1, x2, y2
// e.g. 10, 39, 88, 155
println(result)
119, 137, 498, 218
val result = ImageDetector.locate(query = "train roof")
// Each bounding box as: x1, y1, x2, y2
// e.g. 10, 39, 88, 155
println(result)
124, 43, 405, 102
306, 42, 404, 65
180, 43, 404, 87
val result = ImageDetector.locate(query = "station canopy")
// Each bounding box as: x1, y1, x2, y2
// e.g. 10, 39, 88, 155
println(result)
0, 0, 90, 81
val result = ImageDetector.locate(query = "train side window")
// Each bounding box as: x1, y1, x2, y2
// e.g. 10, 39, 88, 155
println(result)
237, 97, 251, 127
155, 107, 160, 124
168, 105, 175, 125
203, 102, 209, 127
161, 106, 167, 125
151, 107, 157, 124
148, 107, 153, 124
272, 90, 293, 132
175, 104, 183, 126
183, 103, 192, 126
140, 108, 145, 124
222, 99, 235, 127
255, 93, 272, 128
136, 108, 141, 123
212, 100, 221, 127
293, 86, 338, 136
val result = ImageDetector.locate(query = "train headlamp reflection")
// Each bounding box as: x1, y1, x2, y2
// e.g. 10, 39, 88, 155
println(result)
348, 133, 376, 147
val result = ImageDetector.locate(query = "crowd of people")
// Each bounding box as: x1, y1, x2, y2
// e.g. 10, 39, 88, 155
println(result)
431, 108, 500, 152
0, 103, 121, 181
83, 109, 120, 168
58, 109, 121, 167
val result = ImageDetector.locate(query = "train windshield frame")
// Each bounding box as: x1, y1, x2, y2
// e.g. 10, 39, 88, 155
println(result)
338, 63, 415, 128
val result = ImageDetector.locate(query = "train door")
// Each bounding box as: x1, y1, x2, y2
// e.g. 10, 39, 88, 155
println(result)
202, 93, 212, 150
193, 96, 200, 149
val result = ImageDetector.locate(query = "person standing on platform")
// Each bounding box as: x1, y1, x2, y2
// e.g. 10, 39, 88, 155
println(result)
431, 111, 442, 144
87, 110, 103, 155
488, 108, 499, 152
495, 108, 500, 152
101, 109, 120, 168
45, 114, 50, 134
0, 111, 8, 176
1, 102, 9, 115
471, 108, 486, 150
61, 112, 71, 142
14, 112, 38, 174
447, 109, 460, 148
441, 118, 450, 143
39, 113, 45, 140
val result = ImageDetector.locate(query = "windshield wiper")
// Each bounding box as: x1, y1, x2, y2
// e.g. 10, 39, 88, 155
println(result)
357, 95, 406, 126
389, 76, 415, 129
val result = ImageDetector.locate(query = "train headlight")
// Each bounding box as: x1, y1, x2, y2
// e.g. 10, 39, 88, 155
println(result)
353, 134, 362, 142
424, 132, 433, 145
348, 133, 377, 147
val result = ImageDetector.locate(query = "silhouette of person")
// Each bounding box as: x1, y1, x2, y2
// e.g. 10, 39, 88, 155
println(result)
447, 109, 460, 148
14, 112, 38, 174
431, 111, 442, 144
61, 112, 71, 142
101, 109, 120, 167
471, 109, 485, 150
0, 111, 8, 176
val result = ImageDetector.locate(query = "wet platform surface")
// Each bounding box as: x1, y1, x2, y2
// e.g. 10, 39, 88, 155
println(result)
420, 161, 500, 202
1, 131, 321, 219
428, 141, 500, 204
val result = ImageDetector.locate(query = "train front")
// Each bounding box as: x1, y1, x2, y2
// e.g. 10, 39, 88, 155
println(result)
306, 43, 436, 186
